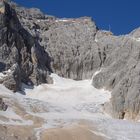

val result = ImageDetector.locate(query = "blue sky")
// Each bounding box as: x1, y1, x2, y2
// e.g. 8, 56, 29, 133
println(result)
13, 0, 140, 35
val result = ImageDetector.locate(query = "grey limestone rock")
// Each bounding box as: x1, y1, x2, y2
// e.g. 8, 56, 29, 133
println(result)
92, 31, 140, 119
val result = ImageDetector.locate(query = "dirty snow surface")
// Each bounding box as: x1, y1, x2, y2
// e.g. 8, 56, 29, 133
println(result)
1, 73, 140, 140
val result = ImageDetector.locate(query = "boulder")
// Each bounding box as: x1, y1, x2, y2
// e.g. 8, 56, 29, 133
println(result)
0, 98, 8, 111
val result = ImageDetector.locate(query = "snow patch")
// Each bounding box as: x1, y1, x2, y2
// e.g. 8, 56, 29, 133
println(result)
93, 69, 101, 77
0, 108, 22, 120
23, 73, 140, 140
95, 36, 99, 42
0, 84, 13, 98
135, 38, 140, 42
0, 69, 11, 80
131, 37, 140, 42
25, 73, 111, 129
0, 108, 33, 126
55, 19, 69, 22
0, 119, 33, 126
1, 72, 140, 140
89, 129, 111, 139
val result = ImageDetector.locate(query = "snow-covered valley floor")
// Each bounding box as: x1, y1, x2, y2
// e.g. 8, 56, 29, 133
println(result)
0, 73, 140, 140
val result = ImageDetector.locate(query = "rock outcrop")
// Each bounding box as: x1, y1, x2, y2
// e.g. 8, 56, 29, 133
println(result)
0, 98, 8, 111
0, 1, 52, 91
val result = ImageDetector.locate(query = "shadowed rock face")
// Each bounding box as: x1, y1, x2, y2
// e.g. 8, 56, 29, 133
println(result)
0, 1, 52, 91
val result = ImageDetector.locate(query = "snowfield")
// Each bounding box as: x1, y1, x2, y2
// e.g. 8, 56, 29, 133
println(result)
0, 73, 140, 139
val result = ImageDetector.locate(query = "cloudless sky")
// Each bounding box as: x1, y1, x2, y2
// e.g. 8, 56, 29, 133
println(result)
13, 0, 140, 35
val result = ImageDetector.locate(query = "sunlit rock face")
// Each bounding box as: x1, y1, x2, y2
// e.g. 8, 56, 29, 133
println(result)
92, 30, 140, 120
43, 18, 99, 80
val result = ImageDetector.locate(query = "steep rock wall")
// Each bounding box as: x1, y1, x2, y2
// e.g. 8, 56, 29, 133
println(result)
0, 1, 52, 91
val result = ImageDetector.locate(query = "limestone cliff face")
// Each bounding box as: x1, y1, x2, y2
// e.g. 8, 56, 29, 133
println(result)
14, 4, 100, 80
92, 31, 140, 120
0, 1, 140, 120
45, 18, 99, 80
